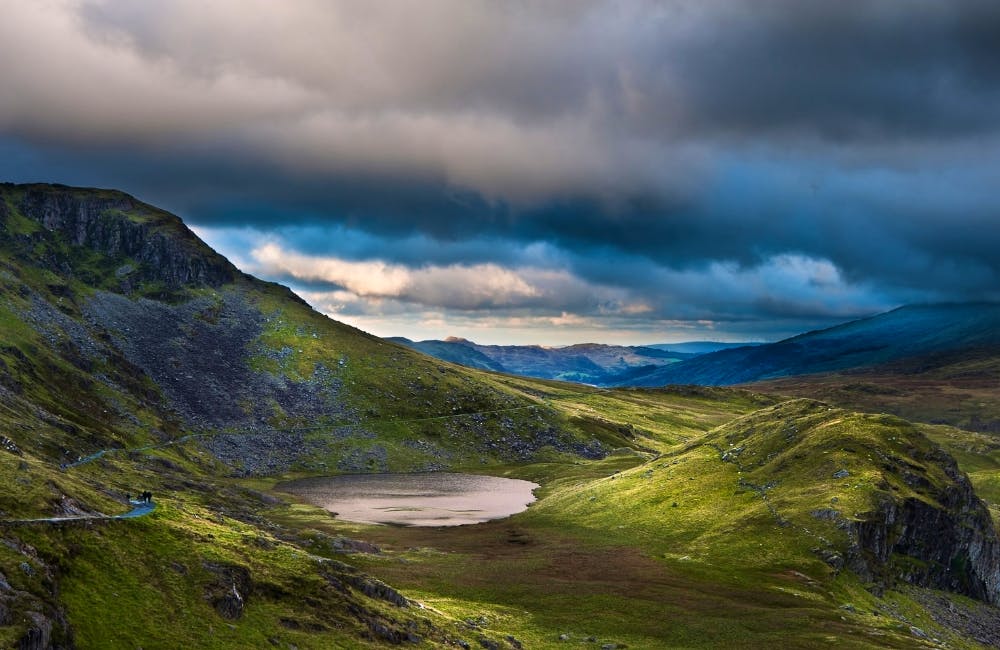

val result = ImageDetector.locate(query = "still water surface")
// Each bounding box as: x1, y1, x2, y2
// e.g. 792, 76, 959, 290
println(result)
278, 472, 539, 527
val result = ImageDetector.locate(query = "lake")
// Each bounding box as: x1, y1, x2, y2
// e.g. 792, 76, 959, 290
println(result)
277, 472, 539, 527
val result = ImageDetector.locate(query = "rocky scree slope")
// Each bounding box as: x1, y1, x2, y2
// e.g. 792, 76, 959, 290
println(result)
0, 183, 608, 475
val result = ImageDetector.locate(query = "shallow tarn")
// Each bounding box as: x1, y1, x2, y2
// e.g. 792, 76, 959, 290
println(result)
277, 472, 540, 526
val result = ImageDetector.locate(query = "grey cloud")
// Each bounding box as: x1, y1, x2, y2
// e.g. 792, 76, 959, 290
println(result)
645, 1, 1000, 140
1, 1, 999, 341
8, 1, 995, 196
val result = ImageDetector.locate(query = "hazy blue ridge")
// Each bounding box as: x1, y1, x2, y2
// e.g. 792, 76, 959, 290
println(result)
615, 303, 1000, 387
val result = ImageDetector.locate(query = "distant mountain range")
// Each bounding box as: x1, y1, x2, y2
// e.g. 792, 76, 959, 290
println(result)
392, 304, 1000, 391
385, 337, 711, 384
643, 341, 763, 354
617, 303, 1000, 387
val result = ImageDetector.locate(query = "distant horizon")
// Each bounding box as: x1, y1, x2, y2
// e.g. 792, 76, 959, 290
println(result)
384, 334, 770, 348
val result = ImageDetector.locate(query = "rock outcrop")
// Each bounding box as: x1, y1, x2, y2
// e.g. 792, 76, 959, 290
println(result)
846, 447, 1000, 604
11, 183, 236, 290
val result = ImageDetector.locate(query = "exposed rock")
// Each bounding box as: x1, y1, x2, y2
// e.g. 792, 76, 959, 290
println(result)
17, 611, 52, 650
345, 574, 409, 607
17, 186, 236, 290
322, 536, 380, 555
1, 436, 22, 455
216, 584, 245, 620
844, 449, 1000, 604
809, 508, 842, 522
813, 547, 845, 571
203, 561, 253, 619
337, 445, 389, 473
832, 469, 850, 479
909, 586, 1000, 647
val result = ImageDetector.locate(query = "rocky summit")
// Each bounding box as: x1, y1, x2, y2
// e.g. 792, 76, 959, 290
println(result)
0, 183, 999, 648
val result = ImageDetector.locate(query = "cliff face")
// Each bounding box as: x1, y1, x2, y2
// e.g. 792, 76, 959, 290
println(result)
848, 450, 1000, 604
5, 183, 236, 290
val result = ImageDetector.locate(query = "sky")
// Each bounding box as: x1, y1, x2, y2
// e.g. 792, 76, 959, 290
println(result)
1, 1, 998, 345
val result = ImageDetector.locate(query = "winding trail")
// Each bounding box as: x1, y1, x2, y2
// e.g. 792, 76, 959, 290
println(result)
0, 500, 156, 525
61, 432, 213, 469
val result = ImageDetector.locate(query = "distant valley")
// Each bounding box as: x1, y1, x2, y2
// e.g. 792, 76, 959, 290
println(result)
387, 336, 760, 385
393, 305, 1000, 434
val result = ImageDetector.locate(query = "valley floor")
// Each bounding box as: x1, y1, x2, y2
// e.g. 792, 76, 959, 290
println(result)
4, 382, 1000, 649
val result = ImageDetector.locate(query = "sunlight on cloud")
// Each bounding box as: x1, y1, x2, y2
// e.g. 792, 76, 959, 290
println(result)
192, 225, 891, 343
252, 242, 543, 309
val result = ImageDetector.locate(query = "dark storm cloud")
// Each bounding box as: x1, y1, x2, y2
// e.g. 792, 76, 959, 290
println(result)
1, 1, 998, 340
653, 1, 1000, 139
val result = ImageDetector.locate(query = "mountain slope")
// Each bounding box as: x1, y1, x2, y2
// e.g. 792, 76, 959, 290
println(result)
386, 336, 506, 372
0, 184, 611, 474
646, 341, 763, 354
532, 399, 1000, 605
617, 303, 1000, 387
744, 349, 1000, 434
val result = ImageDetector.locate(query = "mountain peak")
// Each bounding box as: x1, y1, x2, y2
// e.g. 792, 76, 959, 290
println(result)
1, 182, 238, 295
